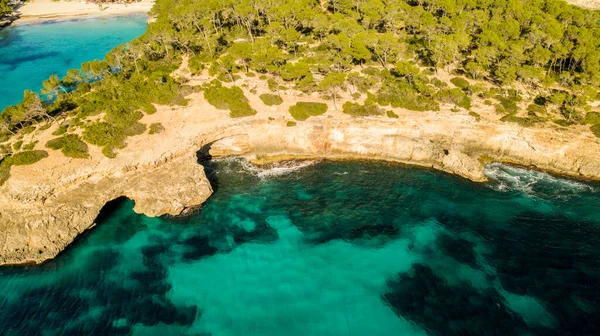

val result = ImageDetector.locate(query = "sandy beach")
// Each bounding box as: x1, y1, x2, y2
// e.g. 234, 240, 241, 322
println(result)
13, 0, 153, 25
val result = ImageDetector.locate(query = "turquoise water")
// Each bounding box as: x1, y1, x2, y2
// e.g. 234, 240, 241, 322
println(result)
0, 159, 598, 335
0, 15, 147, 110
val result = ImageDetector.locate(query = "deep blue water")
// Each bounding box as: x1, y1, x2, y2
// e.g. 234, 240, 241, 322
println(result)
0, 15, 147, 110
0, 159, 598, 335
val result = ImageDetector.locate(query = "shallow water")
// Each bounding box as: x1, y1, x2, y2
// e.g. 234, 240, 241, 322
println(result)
0, 15, 147, 110
0, 159, 599, 335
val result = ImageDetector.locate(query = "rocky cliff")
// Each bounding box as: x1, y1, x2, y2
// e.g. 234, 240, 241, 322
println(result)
1, 91, 600, 265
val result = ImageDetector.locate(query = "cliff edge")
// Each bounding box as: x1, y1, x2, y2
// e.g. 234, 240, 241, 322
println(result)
1, 87, 599, 265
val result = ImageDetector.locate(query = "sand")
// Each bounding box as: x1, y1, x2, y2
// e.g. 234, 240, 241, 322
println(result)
13, 0, 154, 25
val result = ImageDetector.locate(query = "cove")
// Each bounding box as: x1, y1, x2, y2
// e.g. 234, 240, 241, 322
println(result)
0, 15, 148, 110
0, 159, 598, 335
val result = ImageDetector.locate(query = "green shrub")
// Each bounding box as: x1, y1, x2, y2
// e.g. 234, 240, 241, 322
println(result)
102, 145, 118, 158
450, 77, 470, 89
289, 102, 328, 121
46, 134, 89, 159
245, 72, 256, 77
12, 140, 23, 150
203, 81, 257, 118
386, 110, 399, 118
39, 124, 52, 131
0, 133, 10, 143
591, 124, 600, 138
431, 78, 447, 88
22, 141, 38, 151
52, 124, 68, 136
149, 123, 165, 134
83, 106, 146, 148
553, 119, 570, 127
259, 94, 284, 106
484, 99, 493, 105
342, 101, 384, 117
584, 112, 600, 125
435, 88, 471, 109
526, 104, 546, 116
189, 54, 205, 75
21, 126, 35, 135
286, 121, 297, 127
500, 115, 537, 127
469, 111, 481, 121
376, 82, 439, 112
0, 144, 11, 154
141, 103, 157, 115
84, 122, 125, 147
122, 122, 146, 136
9, 150, 48, 165
0, 159, 10, 186
495, 97, 519, 114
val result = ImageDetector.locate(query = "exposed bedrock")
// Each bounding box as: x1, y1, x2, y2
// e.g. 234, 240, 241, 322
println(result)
1, 113, 599, 265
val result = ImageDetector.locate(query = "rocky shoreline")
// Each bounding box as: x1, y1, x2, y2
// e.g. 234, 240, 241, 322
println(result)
1, 87, 600, 265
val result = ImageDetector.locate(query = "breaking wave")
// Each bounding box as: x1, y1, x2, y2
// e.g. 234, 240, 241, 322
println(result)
484, 163, 594, 198
215, 157, 318, 178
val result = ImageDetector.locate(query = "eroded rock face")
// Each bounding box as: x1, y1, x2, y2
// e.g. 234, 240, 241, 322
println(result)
1, 96, 600, 265
0, 153, 211, 265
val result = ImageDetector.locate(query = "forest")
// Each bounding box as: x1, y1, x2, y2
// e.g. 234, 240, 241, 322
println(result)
1, 0, 600, 178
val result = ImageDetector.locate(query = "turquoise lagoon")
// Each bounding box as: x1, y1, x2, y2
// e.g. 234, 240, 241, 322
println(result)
0, 15, 147, 110
0, 159, 598, 335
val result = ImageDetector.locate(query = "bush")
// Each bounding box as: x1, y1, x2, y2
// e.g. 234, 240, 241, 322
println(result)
13, 140, 23, 150
9, 150, 48, 165
52, 124, 69, 136
342, 101, 383, 117
188, 54, 205, 75
431, 78, 447, 88
203, 81, 257, 118
591, 124, 600, 138
386, 110, 399, 118
286, 121, 297, 127
495, 97, 519, 114
376, 81, 439, 112
83, 107, 146, 148
259, 94, 283, 106
500, 115, 537, 127
469, 111, 481, 121
435, 88, 471, 109
23, 141, 38, 151
102, 145, 118, 158
46, 134, 89, 159
141, 103, 157, 115
289, 102, 328, 121
584, 112, 600, 125
21, 126, 35, 135
450, 77, 470, 89
553, 119, 570, 127
526, 104, 546, 116
149, 123, 165, 134
0, 159, 10, 186
84, 122, 125, 147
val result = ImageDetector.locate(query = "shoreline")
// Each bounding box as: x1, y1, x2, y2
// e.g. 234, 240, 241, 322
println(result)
4, 0, 153, 27
13, 11, 149, 26
2, 75, 600, 266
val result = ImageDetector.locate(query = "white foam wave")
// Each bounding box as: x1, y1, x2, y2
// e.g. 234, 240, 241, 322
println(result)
215, 157, 317, 178
484, 163, 593, 198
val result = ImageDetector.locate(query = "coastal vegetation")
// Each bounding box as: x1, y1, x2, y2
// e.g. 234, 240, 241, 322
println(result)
1, 0, 600, 178
289, 102, 328, 121
259, 93, 284, 106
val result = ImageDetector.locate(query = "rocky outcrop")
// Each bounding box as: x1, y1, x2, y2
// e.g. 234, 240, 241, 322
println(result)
1, 92, 600, 265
